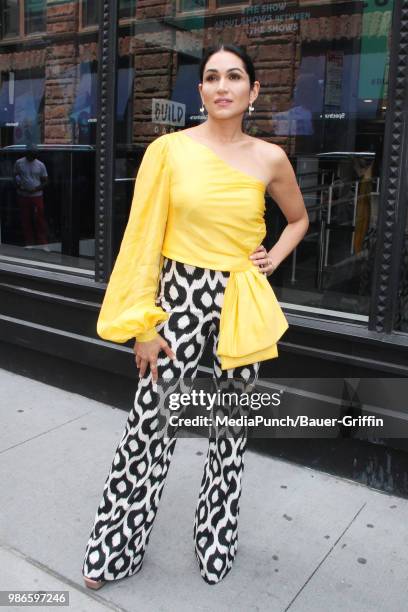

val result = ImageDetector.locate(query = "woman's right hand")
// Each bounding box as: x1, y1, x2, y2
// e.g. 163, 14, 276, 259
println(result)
133, 335, 176, 382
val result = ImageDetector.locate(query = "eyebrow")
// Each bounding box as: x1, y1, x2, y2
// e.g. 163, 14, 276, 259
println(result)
204, 67, 244, 74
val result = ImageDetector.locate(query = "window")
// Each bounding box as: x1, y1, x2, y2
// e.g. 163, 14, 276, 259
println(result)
0, 2, 99, 273
81, 0, 98, 27
0, 0, 45, 38
396, 203, 408, 332
113, 0, 396, 321
0, 1, 19, 38
119, 0, 136, 19
25, 0, 45, 35
69, 61, 98, 145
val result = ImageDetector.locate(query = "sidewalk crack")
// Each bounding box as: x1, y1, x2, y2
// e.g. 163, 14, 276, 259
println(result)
284, 501, 367, 611
0, 411, 95, 455
0, 541, 130, 612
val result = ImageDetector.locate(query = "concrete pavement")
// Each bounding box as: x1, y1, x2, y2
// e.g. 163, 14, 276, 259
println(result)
0, 368, 407, 612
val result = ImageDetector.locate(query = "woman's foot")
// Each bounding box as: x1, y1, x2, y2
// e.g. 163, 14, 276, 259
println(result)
83, 576, 106, 590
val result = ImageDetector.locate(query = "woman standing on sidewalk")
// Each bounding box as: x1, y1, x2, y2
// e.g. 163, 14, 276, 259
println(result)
82, 43, 309, 588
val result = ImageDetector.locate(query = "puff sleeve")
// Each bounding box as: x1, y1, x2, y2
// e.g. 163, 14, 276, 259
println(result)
96, 134, 170, 343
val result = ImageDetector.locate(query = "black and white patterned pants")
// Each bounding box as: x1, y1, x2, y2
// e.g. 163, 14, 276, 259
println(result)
82, 257, 260, 585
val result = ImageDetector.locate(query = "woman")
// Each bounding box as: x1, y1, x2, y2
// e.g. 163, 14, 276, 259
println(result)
82, 43, 309, 589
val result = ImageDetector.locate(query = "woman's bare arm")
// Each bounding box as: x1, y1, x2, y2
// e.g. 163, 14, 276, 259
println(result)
250, 145, 309, 274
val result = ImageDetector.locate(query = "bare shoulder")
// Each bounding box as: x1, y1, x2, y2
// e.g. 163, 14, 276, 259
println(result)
248, 136, 287, 161
247, 137, 289, 184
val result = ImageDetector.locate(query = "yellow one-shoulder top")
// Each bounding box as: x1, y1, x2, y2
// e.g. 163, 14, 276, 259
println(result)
96, 130, 289, 370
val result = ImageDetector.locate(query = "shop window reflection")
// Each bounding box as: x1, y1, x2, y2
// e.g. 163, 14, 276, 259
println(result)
290, 152, 380, 310
24, 0, 46, 35
396, 220, 408, 333
0, 144, 95, 265
113, 0, 394, 320
0, 0, 46, 38
119, 0, 137, 19
81, 0, 98, 27
69, 61, 98, 145
0, 0, 19, 38
0, 3, 97, 271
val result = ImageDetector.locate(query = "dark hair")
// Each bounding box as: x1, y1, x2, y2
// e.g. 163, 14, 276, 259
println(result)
199, 44, 256, 89
26, 145, 38, 158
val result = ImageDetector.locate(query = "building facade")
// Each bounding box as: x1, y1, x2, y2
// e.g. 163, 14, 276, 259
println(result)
0, 0, 407, 490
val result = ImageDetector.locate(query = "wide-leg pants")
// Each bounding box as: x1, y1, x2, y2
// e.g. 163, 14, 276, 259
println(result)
82, 257, 260, 585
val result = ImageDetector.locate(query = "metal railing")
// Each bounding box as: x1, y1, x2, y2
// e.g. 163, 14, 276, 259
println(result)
290, 173, 380, 289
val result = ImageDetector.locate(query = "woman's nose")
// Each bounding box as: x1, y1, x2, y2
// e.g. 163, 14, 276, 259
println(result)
217, 80, 229, 91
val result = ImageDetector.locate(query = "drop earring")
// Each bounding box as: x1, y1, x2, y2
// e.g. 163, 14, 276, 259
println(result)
248, 101, 255, 116
200, 103, 206, 118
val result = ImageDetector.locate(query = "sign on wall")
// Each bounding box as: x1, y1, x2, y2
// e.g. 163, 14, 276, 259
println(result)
151, 98, 185, 126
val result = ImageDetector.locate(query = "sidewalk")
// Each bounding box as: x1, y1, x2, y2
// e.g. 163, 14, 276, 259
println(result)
0, 367, 407, 612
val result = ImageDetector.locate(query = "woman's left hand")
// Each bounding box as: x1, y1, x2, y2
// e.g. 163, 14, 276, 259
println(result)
249, 245, 277, 276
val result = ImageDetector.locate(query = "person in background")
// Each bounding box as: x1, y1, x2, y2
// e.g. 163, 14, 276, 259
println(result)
13, 146, 49, 248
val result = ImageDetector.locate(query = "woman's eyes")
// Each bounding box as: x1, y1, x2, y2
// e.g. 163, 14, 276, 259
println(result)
206, 74, 241, 81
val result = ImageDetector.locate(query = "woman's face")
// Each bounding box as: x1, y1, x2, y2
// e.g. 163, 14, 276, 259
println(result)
199, 50, 259, 120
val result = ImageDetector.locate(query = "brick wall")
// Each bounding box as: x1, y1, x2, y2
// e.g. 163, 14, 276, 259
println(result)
0, 1, 386, 148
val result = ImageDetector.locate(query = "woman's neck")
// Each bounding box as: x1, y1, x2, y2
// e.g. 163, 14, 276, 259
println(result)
196, 119, 246, 144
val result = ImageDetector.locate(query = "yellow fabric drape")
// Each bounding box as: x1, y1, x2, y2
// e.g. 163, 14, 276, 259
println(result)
96, 136, 170, 343
96, 131, 290, 369
218, 265, 289, 370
